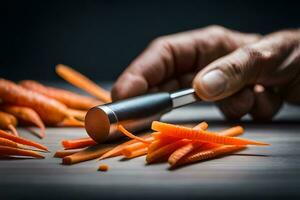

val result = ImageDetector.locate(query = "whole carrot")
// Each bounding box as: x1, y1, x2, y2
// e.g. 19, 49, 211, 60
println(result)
0, 145, 44, 158
20, 80, 102, 110
0, 111, 19, 136
0, 137, 19, 148
0, 79, 74, 125
1, 105, 45, 138
56, 64, 111, 103
0, 129, 48, 151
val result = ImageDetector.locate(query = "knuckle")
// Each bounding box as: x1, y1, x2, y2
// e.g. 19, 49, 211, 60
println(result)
206, 25, 228, 35
241, 45, 273, 62
150, 37, 171, 49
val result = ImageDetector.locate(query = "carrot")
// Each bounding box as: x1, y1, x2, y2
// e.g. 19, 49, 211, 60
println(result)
1, 105, 45, 138
53, 149, 81, 158
0, 129, 48, 151
62, 144, 115, 165
193, 121, 208, 130
67, 109, 87, 121
98, 139, 138, 160
0, 111, 19, 136
0, 145, 44, 158
148, 137, 180, 154
146, 139, 190, 164
123, 147, 148, 159
0, 79, 72, 125
117, 124, 150, 144
98, 164, 109, 171
56, 64, 111, 103
152, 121, 269, 146
19, 80, 102, 110
0, 137, 19, 148
174, 145, 246, 167
61, 137, 97, 149
57, 117, 85, 127
168, 125, 244, 166
122, 142, 149, 157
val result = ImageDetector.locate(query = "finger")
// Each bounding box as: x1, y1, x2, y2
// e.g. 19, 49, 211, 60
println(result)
193, 30, 300, 102
217, 88, 255, 120
250, 85, 283, 121
112, 26, 260, 100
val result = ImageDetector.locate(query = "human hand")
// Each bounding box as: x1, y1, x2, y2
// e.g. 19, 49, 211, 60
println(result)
112, 26, 300, 120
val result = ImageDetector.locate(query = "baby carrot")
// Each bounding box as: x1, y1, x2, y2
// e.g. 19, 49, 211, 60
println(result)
62, 144, 115, 165
61, 137, 97, 149
0, 130, 48, 151
152, 121, 269, 146
0, 111, 19, 136
117, 124, 150, 144
174, 145, 246, 167
56, 64, 111, 103
123, 147, 148, 159
20, 80, 102, 110
0, 145, 44, 158
53, 149, 81, 158
1, 105, 46, 138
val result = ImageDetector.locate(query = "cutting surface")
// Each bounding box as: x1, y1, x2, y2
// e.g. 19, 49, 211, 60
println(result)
1, 102, 300, 200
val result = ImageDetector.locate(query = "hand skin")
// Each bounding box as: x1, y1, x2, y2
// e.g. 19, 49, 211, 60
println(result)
112, 26, 300, 121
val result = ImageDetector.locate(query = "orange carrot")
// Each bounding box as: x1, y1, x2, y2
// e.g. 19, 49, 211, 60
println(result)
123, 147, 148, 159
146, 139, 190, 164
19, 80, 102, 110
53, 149, 81, 158
0, 130, 48, 151
193, 121, 208, 130
56, 64, 111, 103
1, 105, 45, 138
63, 144, 115, 165
152, 121, 269, 146
61, 137, 97, 149
0, 137, 19, 148
0, 145, 44, 158
174, 145, 246, 167
0, 111, 19, 136
148, 137, 180, 154
122, 142, 149, 157
57, 117, 85, 127
117, 124, 150, 144
98, 164, 109, 171
0, 79, 72, 125
168, 125, 244, 166
67, 109, 87, 121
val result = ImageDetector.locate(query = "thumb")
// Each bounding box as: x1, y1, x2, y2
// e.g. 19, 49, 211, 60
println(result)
192, 30, 298, 101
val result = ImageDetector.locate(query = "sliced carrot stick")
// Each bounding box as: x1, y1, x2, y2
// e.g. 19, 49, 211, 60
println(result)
0, 145, 44, 158
123, 147, 148, 159
53, 149, 82, 158
117, 124, 150, 144
148, 137, 180, 154
1, 105, 45, 138
98, 139, 138, 160
122, 142, 149, 157
146, 139, 190, 164
0, 130, 48, 151
0, 111, 19, 136
20, 80, 102, 110
168, 125, 244, 166
61, 137, 97, 149
152, 121, 269, 146
193, 121, 208, 130
56, 64, 111, 103
174, 145, 246, 167
98, 164, 109, 171
62, 144, 115, 165
0, 137, 19, 148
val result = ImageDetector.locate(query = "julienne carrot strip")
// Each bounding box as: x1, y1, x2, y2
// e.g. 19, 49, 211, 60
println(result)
152, 121, 269, 146
123, 147, 148, 159
0, 145, 44, 158
148, 137, 180, 154
117, 124, 150, 144
61, 137, 97, 149
62, 144, 115, 165
56, 64, 111, 103
121, 142, 149, 157
146, 139, 190, 164
0, 130, 48, 151
174, 145, 247, 167
168, 125, 244, 166
54, 149, 82, 158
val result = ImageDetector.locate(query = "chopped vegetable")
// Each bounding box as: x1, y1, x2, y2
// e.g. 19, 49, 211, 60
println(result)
98, 164, 109, 171
53, 149, 82, 158
61, 137, 97, 149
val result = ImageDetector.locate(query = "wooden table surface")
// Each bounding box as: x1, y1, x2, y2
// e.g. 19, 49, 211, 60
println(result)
1, 98, 300, 199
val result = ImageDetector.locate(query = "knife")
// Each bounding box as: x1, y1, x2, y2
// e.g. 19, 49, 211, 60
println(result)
85, 88, 198, 143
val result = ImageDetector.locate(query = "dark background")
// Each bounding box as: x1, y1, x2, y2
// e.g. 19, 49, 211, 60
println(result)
1, 0, 299, 81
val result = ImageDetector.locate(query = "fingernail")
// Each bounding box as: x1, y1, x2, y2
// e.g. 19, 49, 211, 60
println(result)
200, 70, 227, 97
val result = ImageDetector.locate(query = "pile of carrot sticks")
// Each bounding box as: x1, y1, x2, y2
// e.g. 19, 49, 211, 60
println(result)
56, 121, 269, 170
0, 64, 110, 158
